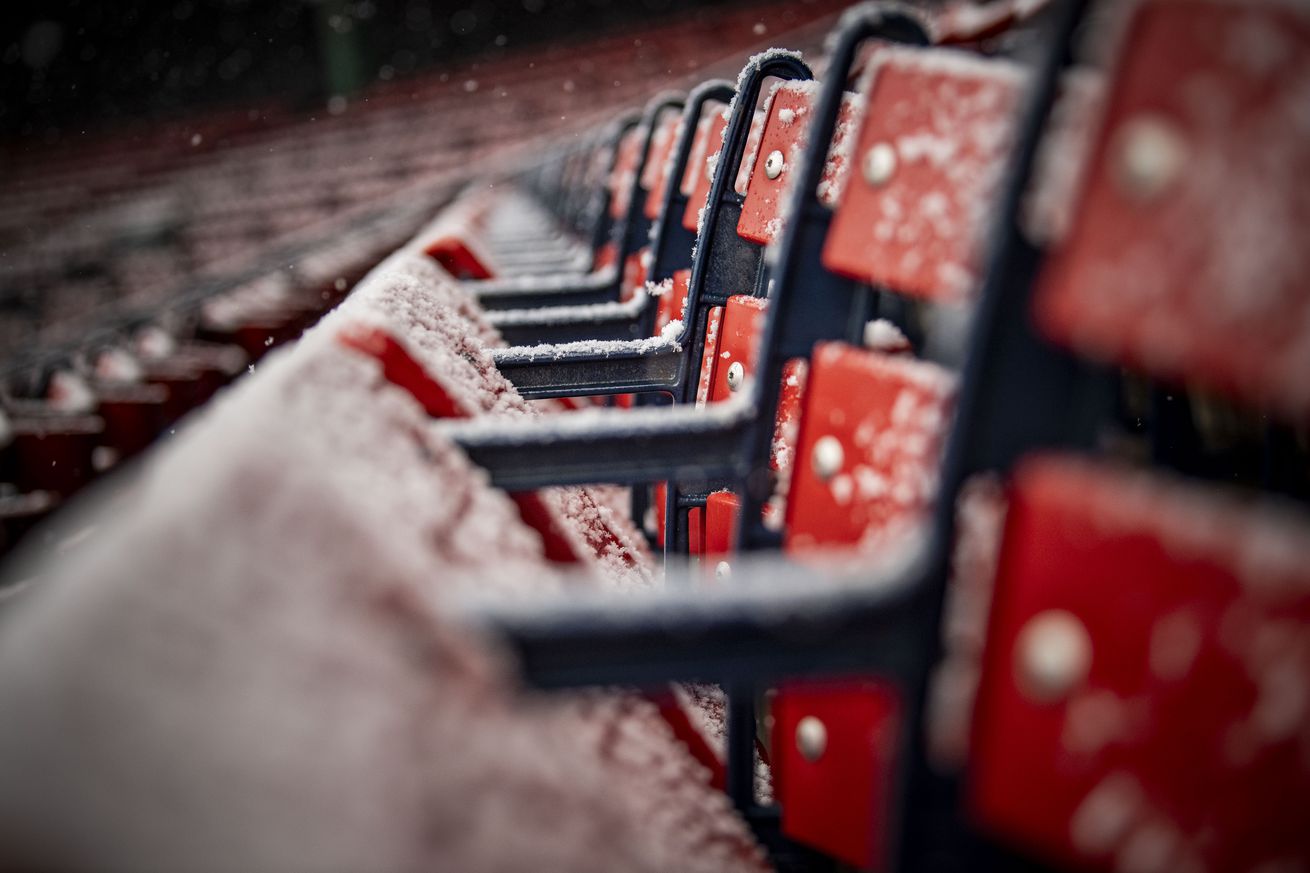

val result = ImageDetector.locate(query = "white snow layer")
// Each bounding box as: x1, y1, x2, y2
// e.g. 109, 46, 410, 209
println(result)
0, 254, 766, 873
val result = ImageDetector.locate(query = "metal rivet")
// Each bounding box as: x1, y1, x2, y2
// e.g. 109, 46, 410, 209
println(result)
1113, 114, 1187, 201
764, 149, 785, 180
862, 142, 897, 187
811, 435, 844, 480
1015, 609, 1093, 702
715, 560, 732, 579
726, 361, 746, 391
796, 715, 827, 762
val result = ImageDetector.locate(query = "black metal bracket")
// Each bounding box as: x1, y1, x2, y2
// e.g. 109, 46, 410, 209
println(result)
474, 266, 624, 311
444, 397, 755, 491
489, 336, 682, 400
489, 294, 651, 347
469, 552, 929, 689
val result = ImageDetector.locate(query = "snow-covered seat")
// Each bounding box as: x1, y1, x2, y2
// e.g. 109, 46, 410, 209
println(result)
194, 229, 389, 363
0, 324, 766, 872
199, 274, 320, 361
87, 350, 172, 463
822, 47, 1027, 304
333, 251, 654, 575
972, 454, 1310, 873
960, 3, 1310, 869
1032, 0, 1310, 422
131, 329, 248, 426
0, 407, 102, 500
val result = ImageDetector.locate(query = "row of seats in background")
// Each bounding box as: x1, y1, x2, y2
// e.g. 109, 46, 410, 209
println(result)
0, 0, 1307, 872
0, 0, 850, 558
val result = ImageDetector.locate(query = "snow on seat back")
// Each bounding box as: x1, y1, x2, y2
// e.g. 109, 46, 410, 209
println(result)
737, 80, 862, 245
695, 295, 808, 556
608, 125, 646, 222
737, 109, 767, 195
642, 113, 682, 221
970, 453, 1310, 873
683, 108, 732, 233
1033, 0, 1310, 421
613, 109, 683, 304
703, 297, 807, 481
0, 334, 767, 873
679, 107, 729, 233
783, 342, 957, 557
650, 108, 730, 335
333, 251, 653, 583
822, 46, 1026, 303
681, 108, 766, 234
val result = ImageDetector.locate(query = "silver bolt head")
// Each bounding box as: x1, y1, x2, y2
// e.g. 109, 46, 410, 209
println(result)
862, 142, 897, 187
764, 149, 785, 180
796, 715, 828, 762
811, 435, 845, 480
1113, 114, 1187, 201
715, 560, 732, 579
1015, 609, 1093, 702
726, 361, 746, 391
